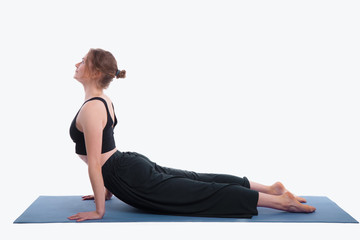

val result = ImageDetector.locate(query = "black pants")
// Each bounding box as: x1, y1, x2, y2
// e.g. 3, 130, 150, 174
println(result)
102, 151, 259, 218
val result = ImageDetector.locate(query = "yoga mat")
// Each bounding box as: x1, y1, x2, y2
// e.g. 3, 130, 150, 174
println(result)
14, 196, 358, 223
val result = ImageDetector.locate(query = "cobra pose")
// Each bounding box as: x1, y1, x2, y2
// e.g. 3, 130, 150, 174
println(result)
68, 48, 316, 222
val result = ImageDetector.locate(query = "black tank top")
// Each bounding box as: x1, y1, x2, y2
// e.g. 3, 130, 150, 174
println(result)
69, 97, 118, 155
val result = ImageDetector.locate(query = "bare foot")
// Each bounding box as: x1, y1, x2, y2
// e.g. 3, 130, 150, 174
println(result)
270, 182, 286, 195
271, 182, 307, 203
281, 192, 316, 213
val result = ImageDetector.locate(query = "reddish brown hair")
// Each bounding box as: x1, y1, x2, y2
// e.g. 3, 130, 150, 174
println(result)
86, 48, 126, 89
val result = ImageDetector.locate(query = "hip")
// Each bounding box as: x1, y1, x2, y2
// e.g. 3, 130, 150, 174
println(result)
102, 150, 155, 172
102, 150, 167, 187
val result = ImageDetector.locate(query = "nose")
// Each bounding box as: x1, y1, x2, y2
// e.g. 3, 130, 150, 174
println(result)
75, 62, 80, 68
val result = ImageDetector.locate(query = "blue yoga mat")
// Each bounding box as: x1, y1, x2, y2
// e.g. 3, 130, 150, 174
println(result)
14, 195, 358, 223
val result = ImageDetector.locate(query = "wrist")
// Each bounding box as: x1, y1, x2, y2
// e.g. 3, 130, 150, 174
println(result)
96, 209, 105, 217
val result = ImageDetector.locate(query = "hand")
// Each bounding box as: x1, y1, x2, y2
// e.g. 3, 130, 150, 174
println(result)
68, 211, 103, 222
82, 195, 112, 201
82, 195, 95, 200
105, 192, 113, 201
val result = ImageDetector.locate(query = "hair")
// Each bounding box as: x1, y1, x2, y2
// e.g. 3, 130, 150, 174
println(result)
85, 48, 126, 89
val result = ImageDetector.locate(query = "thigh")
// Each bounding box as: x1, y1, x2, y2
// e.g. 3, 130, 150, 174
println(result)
155, 165, 250, 188
126, 152, 250, 188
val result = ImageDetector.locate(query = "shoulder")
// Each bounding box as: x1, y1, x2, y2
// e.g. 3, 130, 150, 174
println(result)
78, 100, 107, 125
101, 95, 114, 107
82, 99, 106, 112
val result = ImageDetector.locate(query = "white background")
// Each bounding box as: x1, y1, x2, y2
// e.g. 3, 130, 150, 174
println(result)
1, 0, 359, 239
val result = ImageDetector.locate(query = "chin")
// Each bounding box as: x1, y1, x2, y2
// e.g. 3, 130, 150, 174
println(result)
73, 75, 80, 82
74, 77, 84, 85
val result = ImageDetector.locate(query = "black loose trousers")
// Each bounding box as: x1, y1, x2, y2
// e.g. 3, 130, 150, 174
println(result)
102, 151, 259, 218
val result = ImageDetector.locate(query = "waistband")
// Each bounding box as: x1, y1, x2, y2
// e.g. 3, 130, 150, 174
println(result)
103, 150, 122, 168
102, 150, 143, 170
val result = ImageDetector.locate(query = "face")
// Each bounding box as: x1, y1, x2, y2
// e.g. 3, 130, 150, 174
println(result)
74, 54, 88, 82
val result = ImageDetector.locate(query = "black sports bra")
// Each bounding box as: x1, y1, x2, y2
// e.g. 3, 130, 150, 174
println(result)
69, 97, 118, 155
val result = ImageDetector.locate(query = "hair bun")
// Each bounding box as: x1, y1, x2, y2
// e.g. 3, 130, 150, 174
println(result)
116, 70, 126, 79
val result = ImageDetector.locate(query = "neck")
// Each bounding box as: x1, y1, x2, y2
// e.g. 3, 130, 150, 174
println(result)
83, 83, 104, 101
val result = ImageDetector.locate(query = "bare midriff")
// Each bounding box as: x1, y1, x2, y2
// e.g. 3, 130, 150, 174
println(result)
77, 148, 117, 166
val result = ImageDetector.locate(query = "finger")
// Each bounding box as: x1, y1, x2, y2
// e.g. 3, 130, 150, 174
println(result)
68, 213, 81, 220
68, 216, 79, 220
82, 196, 94, 200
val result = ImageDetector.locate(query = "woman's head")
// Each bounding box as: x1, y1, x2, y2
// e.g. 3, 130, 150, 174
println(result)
74, 48, 126, 89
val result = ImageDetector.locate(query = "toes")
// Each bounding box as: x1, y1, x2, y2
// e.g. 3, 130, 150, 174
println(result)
284, 191, 295, 199
295, 196, 307, 203
280, 192, 316, 213
307, 205, 316, 213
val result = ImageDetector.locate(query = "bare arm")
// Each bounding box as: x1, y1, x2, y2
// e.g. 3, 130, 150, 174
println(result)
78, 156, 113, 201
68, 101, 107, 222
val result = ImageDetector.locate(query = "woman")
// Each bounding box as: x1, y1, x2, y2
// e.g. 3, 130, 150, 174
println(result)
68, 48, 316, 222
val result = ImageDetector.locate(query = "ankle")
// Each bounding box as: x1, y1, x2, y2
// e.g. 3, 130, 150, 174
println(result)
258, 193, 285, 210
270, 182, 286, 195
